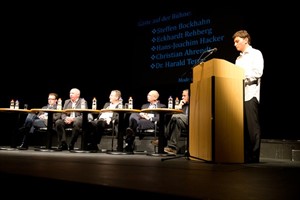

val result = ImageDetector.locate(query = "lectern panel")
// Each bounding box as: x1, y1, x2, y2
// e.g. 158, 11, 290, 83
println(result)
189, 58, 244, 163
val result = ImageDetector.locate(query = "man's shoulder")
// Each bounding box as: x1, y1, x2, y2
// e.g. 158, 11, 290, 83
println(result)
102, 102, 110, 108
64, 99, 71, 103
141, 103, 150, 107
158, 103, 166, 108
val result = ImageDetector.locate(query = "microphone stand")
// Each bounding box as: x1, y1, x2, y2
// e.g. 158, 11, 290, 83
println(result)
180, 49, 209, 78
193, 49, 215, 68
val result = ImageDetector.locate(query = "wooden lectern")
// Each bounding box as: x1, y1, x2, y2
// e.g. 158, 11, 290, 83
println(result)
189, 58, 245, 163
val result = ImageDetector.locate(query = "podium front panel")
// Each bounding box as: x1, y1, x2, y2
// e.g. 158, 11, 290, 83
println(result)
189, 58, 244, 163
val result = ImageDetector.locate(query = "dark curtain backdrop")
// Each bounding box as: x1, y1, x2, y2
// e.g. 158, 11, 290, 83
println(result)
1, 2, 298, 142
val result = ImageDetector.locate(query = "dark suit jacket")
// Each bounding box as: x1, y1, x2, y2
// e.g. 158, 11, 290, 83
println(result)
60, 98, 93, 121
181, 103, 189, 117
141, 102, 166, 122
37, 104, 61, 126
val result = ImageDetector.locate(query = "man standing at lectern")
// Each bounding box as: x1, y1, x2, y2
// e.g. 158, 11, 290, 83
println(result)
232, 30, 264, 163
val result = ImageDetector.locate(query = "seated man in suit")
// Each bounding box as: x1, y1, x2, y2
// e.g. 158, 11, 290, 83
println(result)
55, 88, 92, 151
85, 90, 122, 151
17, 92, 61, 150
164, 89, 189, 155
125, 90, 166, 152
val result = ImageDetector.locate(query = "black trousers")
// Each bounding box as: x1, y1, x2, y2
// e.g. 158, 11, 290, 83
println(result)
244, 97, 261, 162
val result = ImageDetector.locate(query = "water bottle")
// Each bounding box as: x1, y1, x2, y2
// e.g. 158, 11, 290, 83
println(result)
175, 97, 180, 109
128, 96, 133, 109
92, 97, 97, 110
81, 98, 86, 109
10, 99, 14, 109
15, 100, 19, 109
118, 97, 123, 109
57, 98, 62, 110
168, 96, 173, 109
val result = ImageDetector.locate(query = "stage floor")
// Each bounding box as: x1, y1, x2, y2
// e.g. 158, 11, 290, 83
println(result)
1, 148, 300, 200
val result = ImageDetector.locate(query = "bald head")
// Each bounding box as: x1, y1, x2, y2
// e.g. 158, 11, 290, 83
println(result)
70, 88, 80, 101
149, 90, 159, 100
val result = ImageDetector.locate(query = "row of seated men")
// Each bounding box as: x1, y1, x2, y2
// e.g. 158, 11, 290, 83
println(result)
16, 88, 189, 155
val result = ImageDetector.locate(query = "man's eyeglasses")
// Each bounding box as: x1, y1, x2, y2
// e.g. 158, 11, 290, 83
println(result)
48, 98, 56, 100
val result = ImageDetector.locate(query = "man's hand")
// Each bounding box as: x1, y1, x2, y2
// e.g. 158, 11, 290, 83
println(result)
140, 112, 151, 120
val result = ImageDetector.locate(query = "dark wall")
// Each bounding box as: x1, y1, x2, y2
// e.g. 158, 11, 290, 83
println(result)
1, 2, 299, 140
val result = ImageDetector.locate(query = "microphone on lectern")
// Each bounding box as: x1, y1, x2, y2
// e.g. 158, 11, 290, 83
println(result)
206, 48, 217, 53
195, 47, 218, 65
